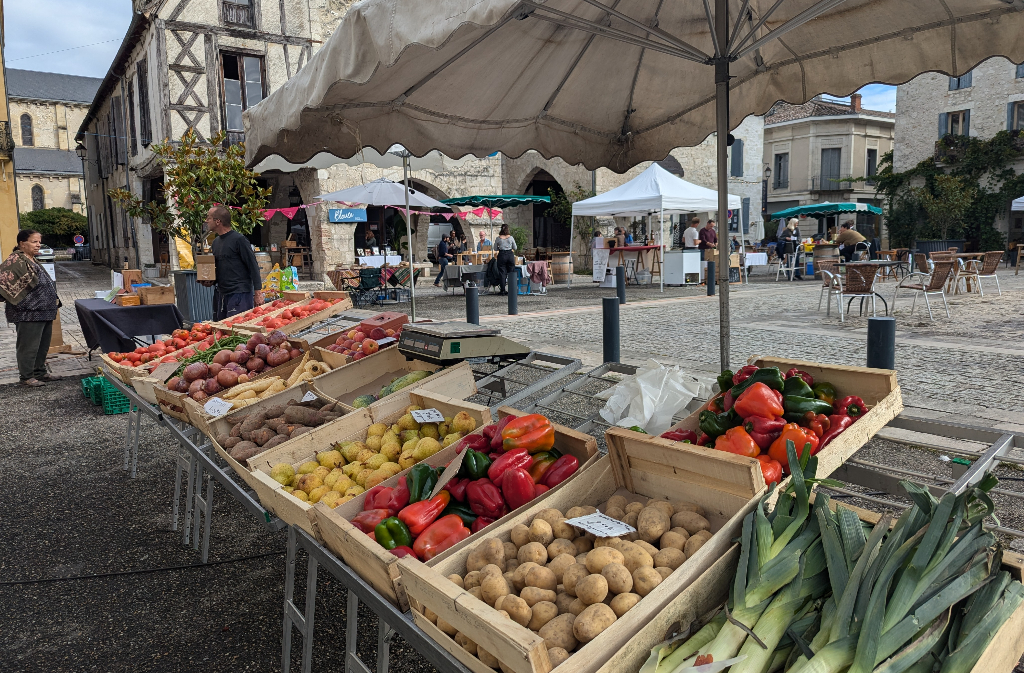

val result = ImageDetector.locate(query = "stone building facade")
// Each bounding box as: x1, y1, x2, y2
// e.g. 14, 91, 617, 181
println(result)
8, 69, 100, 215
763, 94, 894, 240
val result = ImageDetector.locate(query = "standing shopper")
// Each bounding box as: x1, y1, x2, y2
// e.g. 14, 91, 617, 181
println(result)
201, 205, 262, 320
433, 234, 453, 287
494, 224, 518, 295
0, 230, 60, 387
781, 218, 804, 280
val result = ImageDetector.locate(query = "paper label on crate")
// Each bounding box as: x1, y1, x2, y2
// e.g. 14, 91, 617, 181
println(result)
376, 337, 397, 346
204, 397, 234, 417
411, 408, 445, 424
150, 362, 179, 382
565, 513, 637, 538
301, 390, 318, 403
430, 448, 468, 500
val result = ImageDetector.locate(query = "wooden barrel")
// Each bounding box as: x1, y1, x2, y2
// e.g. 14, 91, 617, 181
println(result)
551, 253, 574, 284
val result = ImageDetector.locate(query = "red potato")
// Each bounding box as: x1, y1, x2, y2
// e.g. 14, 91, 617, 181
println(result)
217, 370, 239, 388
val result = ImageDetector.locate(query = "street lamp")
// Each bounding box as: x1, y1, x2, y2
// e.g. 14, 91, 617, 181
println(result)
75, 143, 88, 160
763, 164, 772, 181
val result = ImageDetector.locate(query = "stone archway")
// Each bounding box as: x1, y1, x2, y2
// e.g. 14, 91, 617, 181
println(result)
501, 153, 590, 250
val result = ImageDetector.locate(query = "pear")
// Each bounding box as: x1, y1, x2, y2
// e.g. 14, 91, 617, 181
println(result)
270, 463, 295, 486
451, 411, 477, 435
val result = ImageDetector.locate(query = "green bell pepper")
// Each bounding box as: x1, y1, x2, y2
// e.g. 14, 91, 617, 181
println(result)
408, 463, 440, 504
698, 409, 741, 439
461, 449, 492, 481
811, 382, 837, 406
441, 500, 478, 527
716, 370, 735, 394
783, 376, 814, 399
374, 517, 413, 550
783, 396, 835, 422
729, 367, 784, 398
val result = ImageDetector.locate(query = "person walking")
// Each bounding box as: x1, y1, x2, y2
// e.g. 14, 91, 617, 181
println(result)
780, 218, 804, 280
433, 234, 453, 287
494, 224, 518, 295
201, 205, 263, 320
0, 229, 60, 386
836, 222, 867, 262
684, 217, 701, 250
476, 230, 492, 251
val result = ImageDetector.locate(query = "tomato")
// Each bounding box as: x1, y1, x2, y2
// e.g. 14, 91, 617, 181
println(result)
109, 352, 125, 363
181, 348, 195, 358
139, 353, 152, 364
195, 342, 209, 352
172, 338, 186, 349
159, 355, 178, 363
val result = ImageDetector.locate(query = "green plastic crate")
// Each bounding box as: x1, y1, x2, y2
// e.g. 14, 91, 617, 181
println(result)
82, 376, 103, 405
99, 379, 131, 415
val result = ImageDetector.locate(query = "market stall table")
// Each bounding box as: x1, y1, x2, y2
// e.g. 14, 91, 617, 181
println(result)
608, 244, 662, 284
75, 298, 185, 353
357, 254, 403, 267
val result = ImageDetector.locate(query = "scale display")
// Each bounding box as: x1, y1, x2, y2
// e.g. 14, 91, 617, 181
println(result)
398, 322, 530, 365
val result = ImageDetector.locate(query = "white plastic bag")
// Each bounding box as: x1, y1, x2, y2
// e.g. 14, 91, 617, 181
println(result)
598, 360, 704, 436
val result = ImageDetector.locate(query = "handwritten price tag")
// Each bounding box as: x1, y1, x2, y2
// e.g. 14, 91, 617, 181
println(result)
411, 408, 445, 424
430, 448, 468, 500
204, 397, 234, 417
564, 512, 637, 538
301, 391, 318, 403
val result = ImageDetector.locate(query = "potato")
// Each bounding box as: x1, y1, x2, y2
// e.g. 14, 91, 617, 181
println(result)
593, 536, 620, 548
477, 646, 500, 669
464, 571, 483, 590
503, 571, 516, 587
436, 616, 458, 636
468, 538, 505, 572
601, 562, 633, 595
494, 595, 506, 612
618, 542, 654, 574
547, 553, 576, 583
505, 559, 519, 573
585, 547, 624, 574
548, 538, 576, 559
647, 499, 675, 518
671, 511, 710, 535
562, 563, 590, 597
685, 535, 709, 557
467, 586, 483, 601
547, 647, 570, 668
528, 601, 558, 631
518, 542, 548, 565
447, 574, 465, 589
455, 632, 477, 656
632, 567, 663, 596
655, 567, 674, 580
610, 592, 641, 617
521, 586, 557, 607
624, 501, 644, 516
574, 603, 617, 643
539, 613, 578, 652
502, 594, 532, 627
654, 548, 687, 570
480, 575, 509, 606
605, 506, 626, 521
555, 592, 576, 614
513, 562, 539, 592
503, 541, 518, 560
510, 523, 531, 548
605, 494, 627, 512
572, 537, 593, 555
529, 519, 554, 546
669, 499, 705, 516
660, 530, 689, 551
637, 507, 671, 543
694, 529, 713, 542
575, 552, 589, 565
567, 598, 587, 616
635, 540, 660, 558
526, 566, 558, 591
565, 506, 589, 519
533, 508, 564, 528
575, 574, 609, 605
424, 607, 438, 624
551, 519, 577, 540
480, 564, 504, 579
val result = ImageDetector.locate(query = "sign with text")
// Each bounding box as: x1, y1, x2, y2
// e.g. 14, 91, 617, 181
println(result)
411, 408, 445, 424
301, 391, 319, 403
565, 512, 637, 538
329, 208, 368, 223
204, 397, 234, 417
430, 448, 468, 499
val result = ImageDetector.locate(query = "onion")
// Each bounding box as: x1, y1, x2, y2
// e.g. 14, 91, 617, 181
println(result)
246, 357, 265, 372
188, 378, 205, 394
248, 332, 267, 346
175, 378, 190, 393
267, 330, 288, 347
208, 363, 223, 376
235, 343, 249, 352
217, 370, 239, 388
204, 378, 224, 395
183, 362, 209, 382
232, 349, 251, 364
266, 348, 291, 367
254, 343, 272, 360
212, 349, 233, 365
166, 376, 181, 391
290, 348, 302, 359
191, 390, 209, 402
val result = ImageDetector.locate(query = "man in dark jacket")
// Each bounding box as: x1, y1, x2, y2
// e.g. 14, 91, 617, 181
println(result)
202, 205, 263, 320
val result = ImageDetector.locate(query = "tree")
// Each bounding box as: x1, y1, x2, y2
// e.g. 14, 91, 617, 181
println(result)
913, 174, 976, 241
20, 207, 88, 237
109, 129, 271, 251
546, 183, 597, 258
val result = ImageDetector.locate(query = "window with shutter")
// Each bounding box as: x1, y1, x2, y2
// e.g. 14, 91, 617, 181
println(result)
112, 96, 126, 165
820, 148, 841, 190
1010, 102, 1024, 131
730, 139, 744, 177
773, 153, 789, 189
866, 149, 878, 185
127, 83, 138, 157
741, 197, 750, 234
136, 59, 152, 146
221, 53, 265, 143
949, 72, 973, 90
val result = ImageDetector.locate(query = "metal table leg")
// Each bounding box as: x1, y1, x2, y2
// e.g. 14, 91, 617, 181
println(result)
122, 404, 137, 472
171, 440, 189, 532
192, 465, 214, 563
130, 404, 143, 478
282, 526, 318, 673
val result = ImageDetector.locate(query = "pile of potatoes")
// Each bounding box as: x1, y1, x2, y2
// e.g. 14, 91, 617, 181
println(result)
420, 495, 715, 670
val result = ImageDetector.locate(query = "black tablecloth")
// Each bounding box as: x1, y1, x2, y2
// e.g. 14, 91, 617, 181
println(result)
75, 299, 185, 353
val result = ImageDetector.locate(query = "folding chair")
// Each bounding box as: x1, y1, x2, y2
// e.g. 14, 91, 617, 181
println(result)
893, 260, 954, 320
775, 252, 799, 281
961, 251, 1003, 296
353, 267, 384, 307
836, 263, 881, 322
623, 258, 639, 285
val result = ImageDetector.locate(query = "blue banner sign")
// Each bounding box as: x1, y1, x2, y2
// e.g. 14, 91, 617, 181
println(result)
329, 208, 368, 223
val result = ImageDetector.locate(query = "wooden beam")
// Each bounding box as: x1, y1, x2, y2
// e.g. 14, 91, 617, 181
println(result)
166, 19, 313, 46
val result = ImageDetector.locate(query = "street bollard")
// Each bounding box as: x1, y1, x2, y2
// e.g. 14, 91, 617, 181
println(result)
507, 272, 518, 315
866, 316, 896, 370
603, 296, 620, 363
466, 285, 480, 325
706, 261, 716, 296
616, 266, 626, 305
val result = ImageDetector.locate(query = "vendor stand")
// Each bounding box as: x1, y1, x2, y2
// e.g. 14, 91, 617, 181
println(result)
75, 298, 185, 353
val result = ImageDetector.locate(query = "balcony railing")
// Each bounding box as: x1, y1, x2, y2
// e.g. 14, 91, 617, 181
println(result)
222, 1, 254, 28
224, 131, 246, 147
812, 174, 852, 192
772, 178, 789, 190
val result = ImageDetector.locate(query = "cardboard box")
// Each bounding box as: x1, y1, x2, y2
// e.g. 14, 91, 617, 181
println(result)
359, 312, 409, 336
196, 254, 216, 281
115, 294, 141, 306
282, 290, 309, 301
138, 286, 175, 305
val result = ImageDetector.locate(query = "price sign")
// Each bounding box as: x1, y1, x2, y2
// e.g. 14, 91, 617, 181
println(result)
411, 408, 445, 424
301, 390, 318, 402
150, 361, 180, 382
430, 448, 468, 499
204, 397, 234, 417
564, 512, 637, 538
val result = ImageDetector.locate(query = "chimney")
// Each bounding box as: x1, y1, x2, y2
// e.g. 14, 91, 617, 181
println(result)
851, 93, 862, 112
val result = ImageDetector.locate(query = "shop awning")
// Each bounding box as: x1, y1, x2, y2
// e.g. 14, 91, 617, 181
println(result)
1011, 197, 1024, 212
769, 202, 883, 220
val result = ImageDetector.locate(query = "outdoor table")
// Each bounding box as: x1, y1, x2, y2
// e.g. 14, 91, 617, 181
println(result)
952, 254, 984, 294
75, 298, 185, 353
357, 254, 403, 267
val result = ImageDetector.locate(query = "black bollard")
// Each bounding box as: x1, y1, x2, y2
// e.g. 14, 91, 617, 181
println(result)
706, 261, 716, 296
466, 285, 480, 325
603, 296, 620, 363
866, 317, 896, 370
616, 266, 626, 305
507, 272, 519, 315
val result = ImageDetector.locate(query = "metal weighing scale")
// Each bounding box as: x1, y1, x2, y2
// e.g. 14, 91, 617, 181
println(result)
398, 322, 531, 365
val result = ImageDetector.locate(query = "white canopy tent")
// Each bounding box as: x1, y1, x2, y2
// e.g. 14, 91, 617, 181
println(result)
570, 164, 741, 291
1012, 197, 1024, 212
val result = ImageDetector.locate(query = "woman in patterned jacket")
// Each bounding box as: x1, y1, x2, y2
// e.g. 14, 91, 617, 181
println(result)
0, 229, 60, 386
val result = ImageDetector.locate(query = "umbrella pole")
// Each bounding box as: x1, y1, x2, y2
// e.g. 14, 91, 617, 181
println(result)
569, 215, 574, 288
403, 155, 416, 322
660, 209, 664, 293
714, 0, 731, 372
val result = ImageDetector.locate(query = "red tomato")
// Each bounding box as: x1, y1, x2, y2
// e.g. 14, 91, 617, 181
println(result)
159, 355, 178, 363
109, 353, 125, 362
181, 348, 195, 358
172, 338, 186, 349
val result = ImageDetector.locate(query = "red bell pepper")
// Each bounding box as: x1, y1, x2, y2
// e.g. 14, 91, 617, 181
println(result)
540, 455, 579, 488
481, 423, 497, 443
534, 483, 549, 497
456, 433, 490, 454
819, 414, 854, 450
528, 451, 559, 482
722, 389, 735, 412
661, 429, 698, 444
351, 508, 392, 534
472, 516, 495, 533
385, 476, 410, 512
490, 415, 516, 451
696, 432, 712, 446
390, 546, 418, 559
743, 416, 785, 450
501, 467, 536, 510
834, 395, 868, 419
363, 485, 393, 511
733, 382, 785, 420
785, 368, 814, 386
732, 365, 759, 385
413, 514, 471, 560
768, 423, 819, 470
398, 491, 450, 536
756, 455, 783, 485
800, 411, 831, 438
466, 478, 507, 519
446, 476, 469, 502
487, 447, 532, 483
714, 426, 761, 458
502, 414, 555, 453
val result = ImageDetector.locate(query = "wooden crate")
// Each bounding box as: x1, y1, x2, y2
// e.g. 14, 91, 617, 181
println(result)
397, 427, 766, 673
154, 384, 191, 423
253, 390, 494, 538
99, 354, 153, 384
607, 356, 902, 495
585, 500, 1024, 673
310, 407, 599, 612
229, 296, 354, 334
138, 285, 175, 305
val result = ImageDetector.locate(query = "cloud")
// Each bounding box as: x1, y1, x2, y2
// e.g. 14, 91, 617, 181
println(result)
822, 84, 896, 113
4, 0, 132, 78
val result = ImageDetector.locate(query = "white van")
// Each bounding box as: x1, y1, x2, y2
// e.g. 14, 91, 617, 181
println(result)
427, 222, 454, 262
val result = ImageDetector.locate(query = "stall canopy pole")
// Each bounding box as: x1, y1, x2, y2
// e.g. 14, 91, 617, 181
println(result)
569, 215, 574, 288
659, 209, 665, 293
715, 0, 731, 372
403, 155, 416, 322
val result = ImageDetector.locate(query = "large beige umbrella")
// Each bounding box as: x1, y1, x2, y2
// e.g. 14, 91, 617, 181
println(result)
245, 0, 1024, 369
